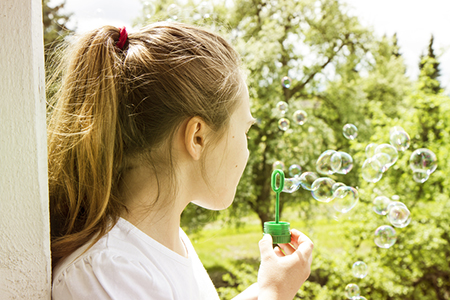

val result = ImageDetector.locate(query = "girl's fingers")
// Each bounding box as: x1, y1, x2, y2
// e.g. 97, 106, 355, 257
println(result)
278, 242, 296, 255
274, 246, 285, 257
290, 229, 314, 255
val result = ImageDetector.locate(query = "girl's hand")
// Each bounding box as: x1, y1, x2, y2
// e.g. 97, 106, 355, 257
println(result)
257, 229, 313, 300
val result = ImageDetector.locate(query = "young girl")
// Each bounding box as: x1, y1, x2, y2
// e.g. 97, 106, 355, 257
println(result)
48, 22, 313, 300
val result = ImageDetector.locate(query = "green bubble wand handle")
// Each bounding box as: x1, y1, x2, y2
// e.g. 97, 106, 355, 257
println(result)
271, 169, 284, 224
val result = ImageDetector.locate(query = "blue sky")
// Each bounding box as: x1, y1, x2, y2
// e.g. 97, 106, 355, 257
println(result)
57, 0, 450, 90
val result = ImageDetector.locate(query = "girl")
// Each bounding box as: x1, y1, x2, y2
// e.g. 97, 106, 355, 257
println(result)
48, 22, 313, 300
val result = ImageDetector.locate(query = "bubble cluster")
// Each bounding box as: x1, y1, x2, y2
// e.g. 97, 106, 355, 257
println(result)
409, 148, 437, 183
387, 202, 411, 228
311, 177, 336, 202
282, 177, 301, 193
374, 225, 397, 248
316, 150, 353, 175
272, 161, 285, 171
343, 124, 358, 140
282, 76, 292, 88
344, 283, 360, 299
389, 126, 410, 151
374, 144, 398, 169
333, 186, 359, 213
293, 110, 308, 125
276, 101, 288, 114
299, 172, 319, 191
352, 261, 368, 279
278, 118, 290, 131
372, 196, 391, 215
289, 164, 302, 177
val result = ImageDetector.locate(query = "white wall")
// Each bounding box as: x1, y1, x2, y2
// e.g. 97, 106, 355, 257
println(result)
0, 0, 51, 298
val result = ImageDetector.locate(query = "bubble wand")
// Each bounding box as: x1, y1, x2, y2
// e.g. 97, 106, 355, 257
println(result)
264, 169, 291, 244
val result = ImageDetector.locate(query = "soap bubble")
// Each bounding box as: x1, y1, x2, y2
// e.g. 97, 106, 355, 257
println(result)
316, 150, 341, 175
143, 1, 156, 18
373, 152, 391, 172
352, 261, 368, 279
293, 110, 308, 125
333, 186, 359, 213
387, 202, 411, 228
335, 151, 354, 174
289, 164, 302, 177
198, 1, 213, 17
276, 101, 288, 114
374, 144, 398, 168
413, 170, 430, 183
373, 196, 391, 215
311, 177, 336, 202
374, 225, 397, 248
282, 76, 292, 88
343, 124, 358, 140
357, 297, 367, 300
361, 158, 383, 183
389, 126, 410, 151
272, 161, 285, 171
282, 177, 301, 193
278, 118, 290, 131
344, 283, 360, 299
409, 148, 437, 175
299, 172, 319, 191
365, 143, 378, 158
167, 3, 181, 19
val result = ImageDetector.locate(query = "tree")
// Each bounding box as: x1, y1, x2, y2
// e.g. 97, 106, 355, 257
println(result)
42, 0, 72, 53
418, 35, 441, 94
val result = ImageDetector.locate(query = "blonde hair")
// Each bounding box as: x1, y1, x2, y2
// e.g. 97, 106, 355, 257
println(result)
48, 22, 242, 267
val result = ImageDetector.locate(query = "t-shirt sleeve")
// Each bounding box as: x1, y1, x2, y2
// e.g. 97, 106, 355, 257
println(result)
52, 251, 174, 300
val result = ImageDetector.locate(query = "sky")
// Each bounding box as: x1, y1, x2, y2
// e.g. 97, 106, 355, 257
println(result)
55, 0, 450, 90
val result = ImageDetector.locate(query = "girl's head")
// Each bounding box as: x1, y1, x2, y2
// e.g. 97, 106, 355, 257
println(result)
48, 22, 250, 265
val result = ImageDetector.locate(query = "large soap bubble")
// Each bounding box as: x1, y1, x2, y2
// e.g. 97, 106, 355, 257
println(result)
316, 150, 341, 175
352, 261, 368, 279
374, 225, 397, 248
293, 110, 308, 125
373, 196, 391, 215
333, 186, 359, 213
374, 144, 398, 169
389, 126, 410, 151
361, 158, 383, 183
299, 172, 319, 191
311, 177, 336, 202
343, 124, 358, 140
335, 151, 354, 174
387, 202, 411, 228
409, 148, 437, 175
282, 177, 301, 193
373, 152, 391, 173
344, 283, 360, 299
365, 143, 377, 158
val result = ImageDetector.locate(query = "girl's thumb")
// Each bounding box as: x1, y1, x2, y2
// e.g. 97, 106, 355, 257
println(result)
259, 234, 274, 260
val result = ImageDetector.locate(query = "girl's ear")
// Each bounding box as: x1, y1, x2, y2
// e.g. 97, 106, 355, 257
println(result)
184, 116, 207, 161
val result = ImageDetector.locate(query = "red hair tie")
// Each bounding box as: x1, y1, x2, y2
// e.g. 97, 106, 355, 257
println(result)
116, 27, 128, 50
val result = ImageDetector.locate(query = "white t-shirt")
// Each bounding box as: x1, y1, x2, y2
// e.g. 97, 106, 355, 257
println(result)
52, 218, 220, 300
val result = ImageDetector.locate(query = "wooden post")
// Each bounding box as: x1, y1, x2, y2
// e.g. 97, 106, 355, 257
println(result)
0, 0, 51, 298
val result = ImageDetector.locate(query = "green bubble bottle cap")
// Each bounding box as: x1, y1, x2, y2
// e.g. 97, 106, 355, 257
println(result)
264, 169, 291, 244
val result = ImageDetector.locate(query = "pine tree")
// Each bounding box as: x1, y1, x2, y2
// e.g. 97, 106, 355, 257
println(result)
419, 35, 441, 93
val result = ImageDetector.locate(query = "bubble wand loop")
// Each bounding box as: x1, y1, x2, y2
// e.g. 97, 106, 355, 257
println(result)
264, 169, 291, 244
271, 170, 284, 224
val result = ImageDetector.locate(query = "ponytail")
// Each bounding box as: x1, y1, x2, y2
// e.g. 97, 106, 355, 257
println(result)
48, 26, 126, 266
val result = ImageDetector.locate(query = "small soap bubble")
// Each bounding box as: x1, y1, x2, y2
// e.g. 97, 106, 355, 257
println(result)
343, 124, 358, 140
167, 3, 181, 19
272, 161, 285, 171
282, 177, 301, 193
311, 177, 336, 203
316, 150, 341, 175
373, 152, 391, 173
374, 225, 397, 248
361, 158, 383, 183
389, 126, 410, 151
143, 1, 156, 17
352, 261, 368, 279
409, 148, 437, 175
373, 196, 391, 215
276, 101, 288, 114
197, 1, 213, 17
332, 182, 346, 194
278, 118, 290, 131
375, 144, 398, 168
282, 76, 292, 88
299, 172, 319, 191
335, 151, 353, 174
289, 164, 302, 177
365, 143, 378, 158
293, 110, 308, 125
333, 186, 359, 213
387, 202, 411, 228
413, 170, 430, 183
345, 283, 360, 299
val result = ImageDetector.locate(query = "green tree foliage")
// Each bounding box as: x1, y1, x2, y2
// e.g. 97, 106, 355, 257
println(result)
42, 0, 72, 54
419, 35, 441, 94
